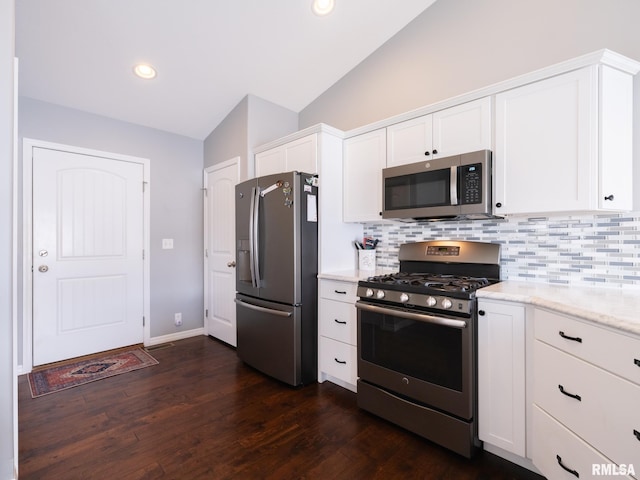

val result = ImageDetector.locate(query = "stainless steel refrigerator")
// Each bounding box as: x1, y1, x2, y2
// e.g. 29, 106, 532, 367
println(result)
235, 171, 318, 386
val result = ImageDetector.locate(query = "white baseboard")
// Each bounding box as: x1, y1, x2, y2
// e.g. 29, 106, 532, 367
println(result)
144, 328, 205, 347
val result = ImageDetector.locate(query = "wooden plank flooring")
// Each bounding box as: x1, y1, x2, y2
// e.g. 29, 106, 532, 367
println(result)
19, 336, 544, 479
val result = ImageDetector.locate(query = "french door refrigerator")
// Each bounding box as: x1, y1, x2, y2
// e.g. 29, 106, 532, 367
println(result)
235, 171, 318, 386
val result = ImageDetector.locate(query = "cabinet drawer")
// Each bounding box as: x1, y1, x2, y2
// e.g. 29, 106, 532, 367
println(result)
534, 341, 640, 469
535, 308, 640, 386
532, 406, 635, 480
319, 279, 358, 303
319, 337, 357, 386
319, 299, 357, 345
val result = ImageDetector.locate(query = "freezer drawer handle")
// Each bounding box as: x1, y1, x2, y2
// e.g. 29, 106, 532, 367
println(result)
334, 358, 347, 365
234, 298, 292, 317
558, 384, 582, 401
556, 455, 579, 478
559, 331, 582, 343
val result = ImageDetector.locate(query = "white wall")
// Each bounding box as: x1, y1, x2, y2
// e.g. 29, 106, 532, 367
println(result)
204, 94, 297, 178
0, 0, 16, 476
18, 98, 204, 345
299, 0, 640, 131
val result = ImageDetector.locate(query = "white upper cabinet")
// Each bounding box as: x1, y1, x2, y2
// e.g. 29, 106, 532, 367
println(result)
387, 97, 492, 167
255, 133, 318, 177
343, 129, 386, 222
494, 65, 634, 215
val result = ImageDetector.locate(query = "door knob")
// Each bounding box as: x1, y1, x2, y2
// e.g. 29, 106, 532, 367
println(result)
38, 265, 49, 273
227, 261, 236, 268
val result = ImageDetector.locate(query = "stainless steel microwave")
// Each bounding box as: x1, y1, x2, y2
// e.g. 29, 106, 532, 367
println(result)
382, 150, 493, 221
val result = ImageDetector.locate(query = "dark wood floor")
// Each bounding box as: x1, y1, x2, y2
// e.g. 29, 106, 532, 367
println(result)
19, 336, 544, 479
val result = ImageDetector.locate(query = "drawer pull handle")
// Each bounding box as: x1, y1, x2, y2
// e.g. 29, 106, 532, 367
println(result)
334, 290, 347, 295
558, 385, 582, 401
334, 358, 347, 365
634, 358, 640, 367
634, 429, 640, 441
556, 455, 579, 478
334, 319, 347, 325
559, 331, 582, 343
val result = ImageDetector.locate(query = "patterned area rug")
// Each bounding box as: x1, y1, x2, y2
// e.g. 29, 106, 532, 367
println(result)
28, 348, 158, 398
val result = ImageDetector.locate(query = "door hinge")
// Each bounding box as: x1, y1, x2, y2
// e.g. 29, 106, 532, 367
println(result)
201, 187, 208, 197
143, 181, 148, 192
142, 249, 145, 260
143, 316, 146, 326
205, 249, 208, 258
205, 309, 208, 318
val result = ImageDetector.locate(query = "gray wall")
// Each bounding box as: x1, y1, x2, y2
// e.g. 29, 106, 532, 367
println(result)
204, 94, 297, 178
299, 0, 640, 131
18, 98, 204, 344
0, 0, 15, 475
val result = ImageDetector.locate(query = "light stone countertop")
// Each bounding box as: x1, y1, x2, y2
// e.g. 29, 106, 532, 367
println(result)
477, 281, 640, 337
318, 268, 397, 283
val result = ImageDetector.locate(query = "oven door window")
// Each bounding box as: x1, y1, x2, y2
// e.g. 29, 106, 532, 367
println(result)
384, 169, 451, 211
360, 309, 463, 392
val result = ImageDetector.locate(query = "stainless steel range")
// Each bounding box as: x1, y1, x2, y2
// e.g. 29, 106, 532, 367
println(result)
356, 240, 501, 458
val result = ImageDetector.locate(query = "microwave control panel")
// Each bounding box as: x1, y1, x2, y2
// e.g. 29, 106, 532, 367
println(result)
459, 163, 482, 205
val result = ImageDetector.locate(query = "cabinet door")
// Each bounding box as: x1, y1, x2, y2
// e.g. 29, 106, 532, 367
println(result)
386, 114, 433, 167
255, 148, 285, 178
432, 97, 492, 158
478, 300, 526, 456
284, 134, 317, 174
343, 129, 386, 222
599, 65, 633, 211
494, 67, 597, 215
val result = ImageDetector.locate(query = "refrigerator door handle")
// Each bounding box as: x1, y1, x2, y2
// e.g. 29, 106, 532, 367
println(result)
234, 298, 292, 317
249, 186, 261, 288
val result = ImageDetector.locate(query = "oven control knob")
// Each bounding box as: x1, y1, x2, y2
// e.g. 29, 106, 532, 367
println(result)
365, 288, 374, 297
400, 293, 410, 303
442, 298, 453, 310
376, 290, 385, 299
426, 296, 437, 307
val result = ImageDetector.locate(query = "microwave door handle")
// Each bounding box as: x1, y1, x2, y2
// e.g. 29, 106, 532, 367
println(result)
450, 166, 458, 205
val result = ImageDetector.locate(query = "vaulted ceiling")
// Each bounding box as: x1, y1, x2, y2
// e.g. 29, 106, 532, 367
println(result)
16, 0, 437, 139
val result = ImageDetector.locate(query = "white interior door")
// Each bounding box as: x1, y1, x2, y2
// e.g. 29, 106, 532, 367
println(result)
32, 146, 145, 366
204, 158, 239, 346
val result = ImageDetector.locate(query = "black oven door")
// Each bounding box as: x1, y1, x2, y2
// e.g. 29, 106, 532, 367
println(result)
356, 301, 474, 420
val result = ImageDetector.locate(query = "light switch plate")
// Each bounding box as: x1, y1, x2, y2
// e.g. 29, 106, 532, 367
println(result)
162, 238, 174, 249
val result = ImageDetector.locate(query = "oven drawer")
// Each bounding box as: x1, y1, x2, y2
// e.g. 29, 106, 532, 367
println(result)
319, 279, 358, 304
534, 340, 640, 469
319, 299, 357, 344
535, 308, 640, 386
532, 405, 634, 480
319, 337, 357, 385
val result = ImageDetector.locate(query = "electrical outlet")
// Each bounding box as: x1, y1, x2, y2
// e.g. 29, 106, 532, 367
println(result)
174, 312, 182, 326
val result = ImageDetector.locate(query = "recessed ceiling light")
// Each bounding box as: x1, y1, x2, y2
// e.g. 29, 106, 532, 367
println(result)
311, 0, 335, 16
133, 63, 157, 80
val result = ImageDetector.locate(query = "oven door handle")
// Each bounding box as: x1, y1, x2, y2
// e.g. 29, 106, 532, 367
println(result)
355, 301, 467, 329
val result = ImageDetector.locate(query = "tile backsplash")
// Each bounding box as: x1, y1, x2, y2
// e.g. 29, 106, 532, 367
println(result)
363, 213, 640, 288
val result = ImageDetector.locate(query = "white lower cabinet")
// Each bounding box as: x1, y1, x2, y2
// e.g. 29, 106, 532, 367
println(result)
477, 300, 527, 457
533, 309, 640, 479
318, 278, 358, 392
533, 406, 635, 480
